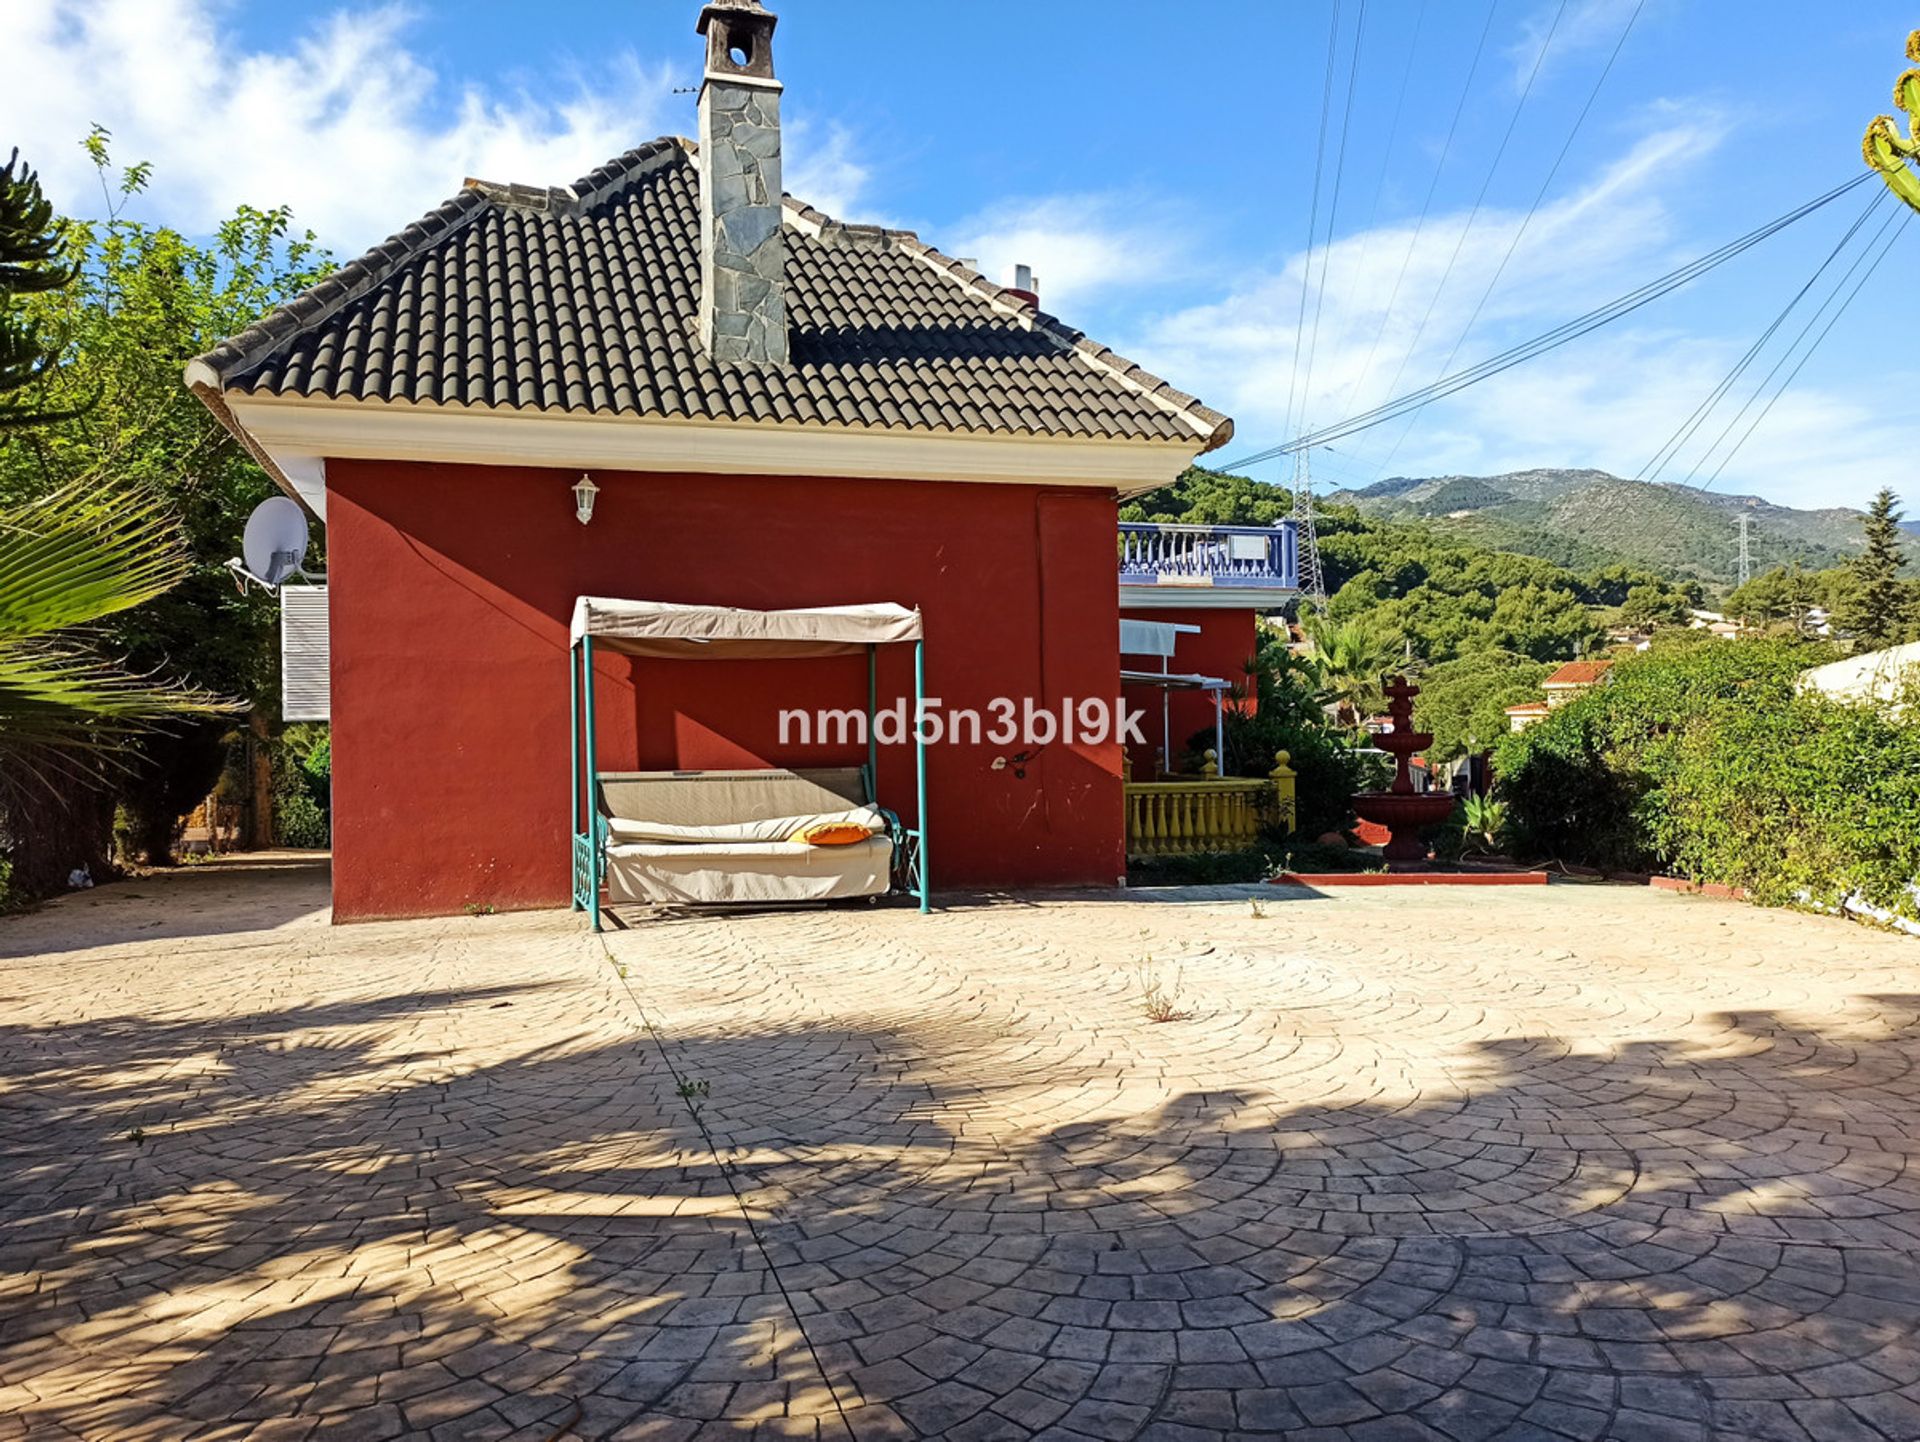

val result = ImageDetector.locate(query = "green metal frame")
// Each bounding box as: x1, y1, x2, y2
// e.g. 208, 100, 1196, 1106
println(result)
570, 635, 602, 930
570, 628, 929, 930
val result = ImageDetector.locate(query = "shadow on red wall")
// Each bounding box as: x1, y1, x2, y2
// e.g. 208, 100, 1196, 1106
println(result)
324, 462, 1125, 919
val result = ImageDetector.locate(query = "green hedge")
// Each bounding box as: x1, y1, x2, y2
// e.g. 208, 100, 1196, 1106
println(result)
1495, 636, 1920, 918
272, 724, 331, 848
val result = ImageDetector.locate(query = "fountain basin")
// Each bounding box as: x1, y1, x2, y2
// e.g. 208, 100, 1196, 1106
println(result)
1351, 790, 1458, 862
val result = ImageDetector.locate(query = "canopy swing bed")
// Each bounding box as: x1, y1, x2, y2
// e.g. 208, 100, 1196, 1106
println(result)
568, 598, 930, 929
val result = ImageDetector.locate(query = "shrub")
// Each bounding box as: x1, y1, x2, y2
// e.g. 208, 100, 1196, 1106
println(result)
1127, 849, 1271, 886
1461, 792, 1507, 849
1496, 637, 1920, 917
1197, 630, 1368, 837
272, 723, 331, 848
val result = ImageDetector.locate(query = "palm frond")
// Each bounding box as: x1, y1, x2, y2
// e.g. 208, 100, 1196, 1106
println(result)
0, 485, 189, 639
0, 486, 238, 765
0, 640, 229, 728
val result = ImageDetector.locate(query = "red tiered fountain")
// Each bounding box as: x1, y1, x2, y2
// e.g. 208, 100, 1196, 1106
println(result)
1351, 675, 1458, 864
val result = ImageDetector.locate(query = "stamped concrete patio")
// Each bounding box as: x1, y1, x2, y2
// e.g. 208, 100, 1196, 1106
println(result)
3, 856, 1919, 1441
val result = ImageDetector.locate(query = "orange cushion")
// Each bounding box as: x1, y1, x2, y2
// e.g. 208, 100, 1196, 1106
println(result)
789, 821, 874, 846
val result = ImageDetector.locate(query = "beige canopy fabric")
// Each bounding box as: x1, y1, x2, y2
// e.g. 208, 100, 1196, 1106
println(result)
570, 597, 923, 658
1119, 619, 1199, 659
1119, 669, 1233, 691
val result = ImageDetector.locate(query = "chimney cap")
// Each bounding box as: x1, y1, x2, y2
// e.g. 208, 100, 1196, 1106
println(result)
697, 0, 776, 37
697, 0, 778, 82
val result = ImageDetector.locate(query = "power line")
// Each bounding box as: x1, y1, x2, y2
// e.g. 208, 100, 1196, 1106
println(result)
1397, 0, 1644, 446
1283, 4, 1346, 443
1361, 0, 1571, 449
1696, 208, 1910, 492
1217, 171, 1878, 471
1324, 0, 1432, 403
1296, 0, 1369, 436
1365, 0, 1643, 486
1338, 0, 1498, 422
1687, 199, 1902, 488
1640, 187, 1884, 485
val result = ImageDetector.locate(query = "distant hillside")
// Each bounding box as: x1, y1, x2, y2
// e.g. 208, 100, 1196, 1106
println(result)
1326, 468, 1914, 589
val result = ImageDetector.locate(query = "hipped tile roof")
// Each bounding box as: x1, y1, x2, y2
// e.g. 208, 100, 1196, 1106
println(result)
1543, 660, 1613, 687
192, 139, 1231, 451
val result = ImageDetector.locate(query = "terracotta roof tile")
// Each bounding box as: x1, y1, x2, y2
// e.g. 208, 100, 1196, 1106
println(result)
1543, 660, 1613, 687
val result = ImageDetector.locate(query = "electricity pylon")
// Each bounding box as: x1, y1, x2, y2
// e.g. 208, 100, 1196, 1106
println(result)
1290, 449, 1329, 607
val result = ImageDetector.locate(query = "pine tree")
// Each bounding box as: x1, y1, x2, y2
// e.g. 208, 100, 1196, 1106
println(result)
1837, 489, 1912, 649
0, 147, 76, 427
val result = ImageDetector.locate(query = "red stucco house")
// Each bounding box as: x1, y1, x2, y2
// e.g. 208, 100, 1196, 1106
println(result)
187, 0, 1254, 920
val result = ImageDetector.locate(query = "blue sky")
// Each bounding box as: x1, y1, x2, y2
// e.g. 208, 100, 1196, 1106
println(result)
8, 0, 1917, 514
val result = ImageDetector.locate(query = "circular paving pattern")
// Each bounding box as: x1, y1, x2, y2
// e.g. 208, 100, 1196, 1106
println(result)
2, 862, 1919, 1439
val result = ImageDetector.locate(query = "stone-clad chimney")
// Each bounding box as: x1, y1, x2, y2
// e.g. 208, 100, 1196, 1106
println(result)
696, 0, 787, 366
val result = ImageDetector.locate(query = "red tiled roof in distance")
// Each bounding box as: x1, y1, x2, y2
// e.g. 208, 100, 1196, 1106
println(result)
1543, 660, 1613, 688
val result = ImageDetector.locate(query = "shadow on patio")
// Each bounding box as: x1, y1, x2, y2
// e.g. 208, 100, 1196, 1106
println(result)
4, 944, 1919, 1440
0, 851, 331, 959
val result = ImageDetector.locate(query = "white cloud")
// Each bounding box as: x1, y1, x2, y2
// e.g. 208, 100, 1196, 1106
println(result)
1135, 125, 1696, 445
1116, 115, 1915, 510
2, 0, 873, 251
943, 194, 1198, 313
784, 119, 871, 223
1507, 0, 1647, 90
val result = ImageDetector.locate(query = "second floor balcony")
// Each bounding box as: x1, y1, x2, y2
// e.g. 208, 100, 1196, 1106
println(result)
1119, 520, 1300, 610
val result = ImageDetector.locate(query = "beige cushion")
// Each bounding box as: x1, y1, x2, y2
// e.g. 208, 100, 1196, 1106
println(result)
605, 804, 883, 846
597, 769, 868, 829
605, 835, 892, 905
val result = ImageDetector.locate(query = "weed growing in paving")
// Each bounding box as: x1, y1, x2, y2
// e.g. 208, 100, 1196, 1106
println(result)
1136, 959, 1192, 1023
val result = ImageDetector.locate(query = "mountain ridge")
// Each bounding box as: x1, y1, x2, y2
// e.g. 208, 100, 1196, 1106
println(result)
1326, 468, 1916, 588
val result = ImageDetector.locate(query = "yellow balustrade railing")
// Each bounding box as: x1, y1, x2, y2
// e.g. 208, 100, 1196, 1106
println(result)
1123, 750, 1297, 858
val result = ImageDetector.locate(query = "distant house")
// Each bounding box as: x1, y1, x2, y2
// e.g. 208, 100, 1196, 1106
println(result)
1687, 609, 1744, 640
1503, 701, 1551, 733
1543, 659, 1613, 707
1605, 626, 1653, 653
1505, 658, 1613, 733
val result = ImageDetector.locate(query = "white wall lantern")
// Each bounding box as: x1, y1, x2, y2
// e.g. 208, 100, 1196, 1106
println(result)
572, 472, 599, 525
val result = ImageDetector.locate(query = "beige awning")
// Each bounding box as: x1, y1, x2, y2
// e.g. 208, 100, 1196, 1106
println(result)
570, 597, 923, 658
1119, 619, 1200, 658
1120, 669, 1232, 691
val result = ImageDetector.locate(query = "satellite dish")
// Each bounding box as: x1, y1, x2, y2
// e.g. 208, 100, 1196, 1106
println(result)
242, 496, 310, 587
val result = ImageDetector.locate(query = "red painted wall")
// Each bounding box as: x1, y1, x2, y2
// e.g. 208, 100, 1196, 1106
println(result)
324, 461, 1125, 919
1119, 607, 1258, 777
